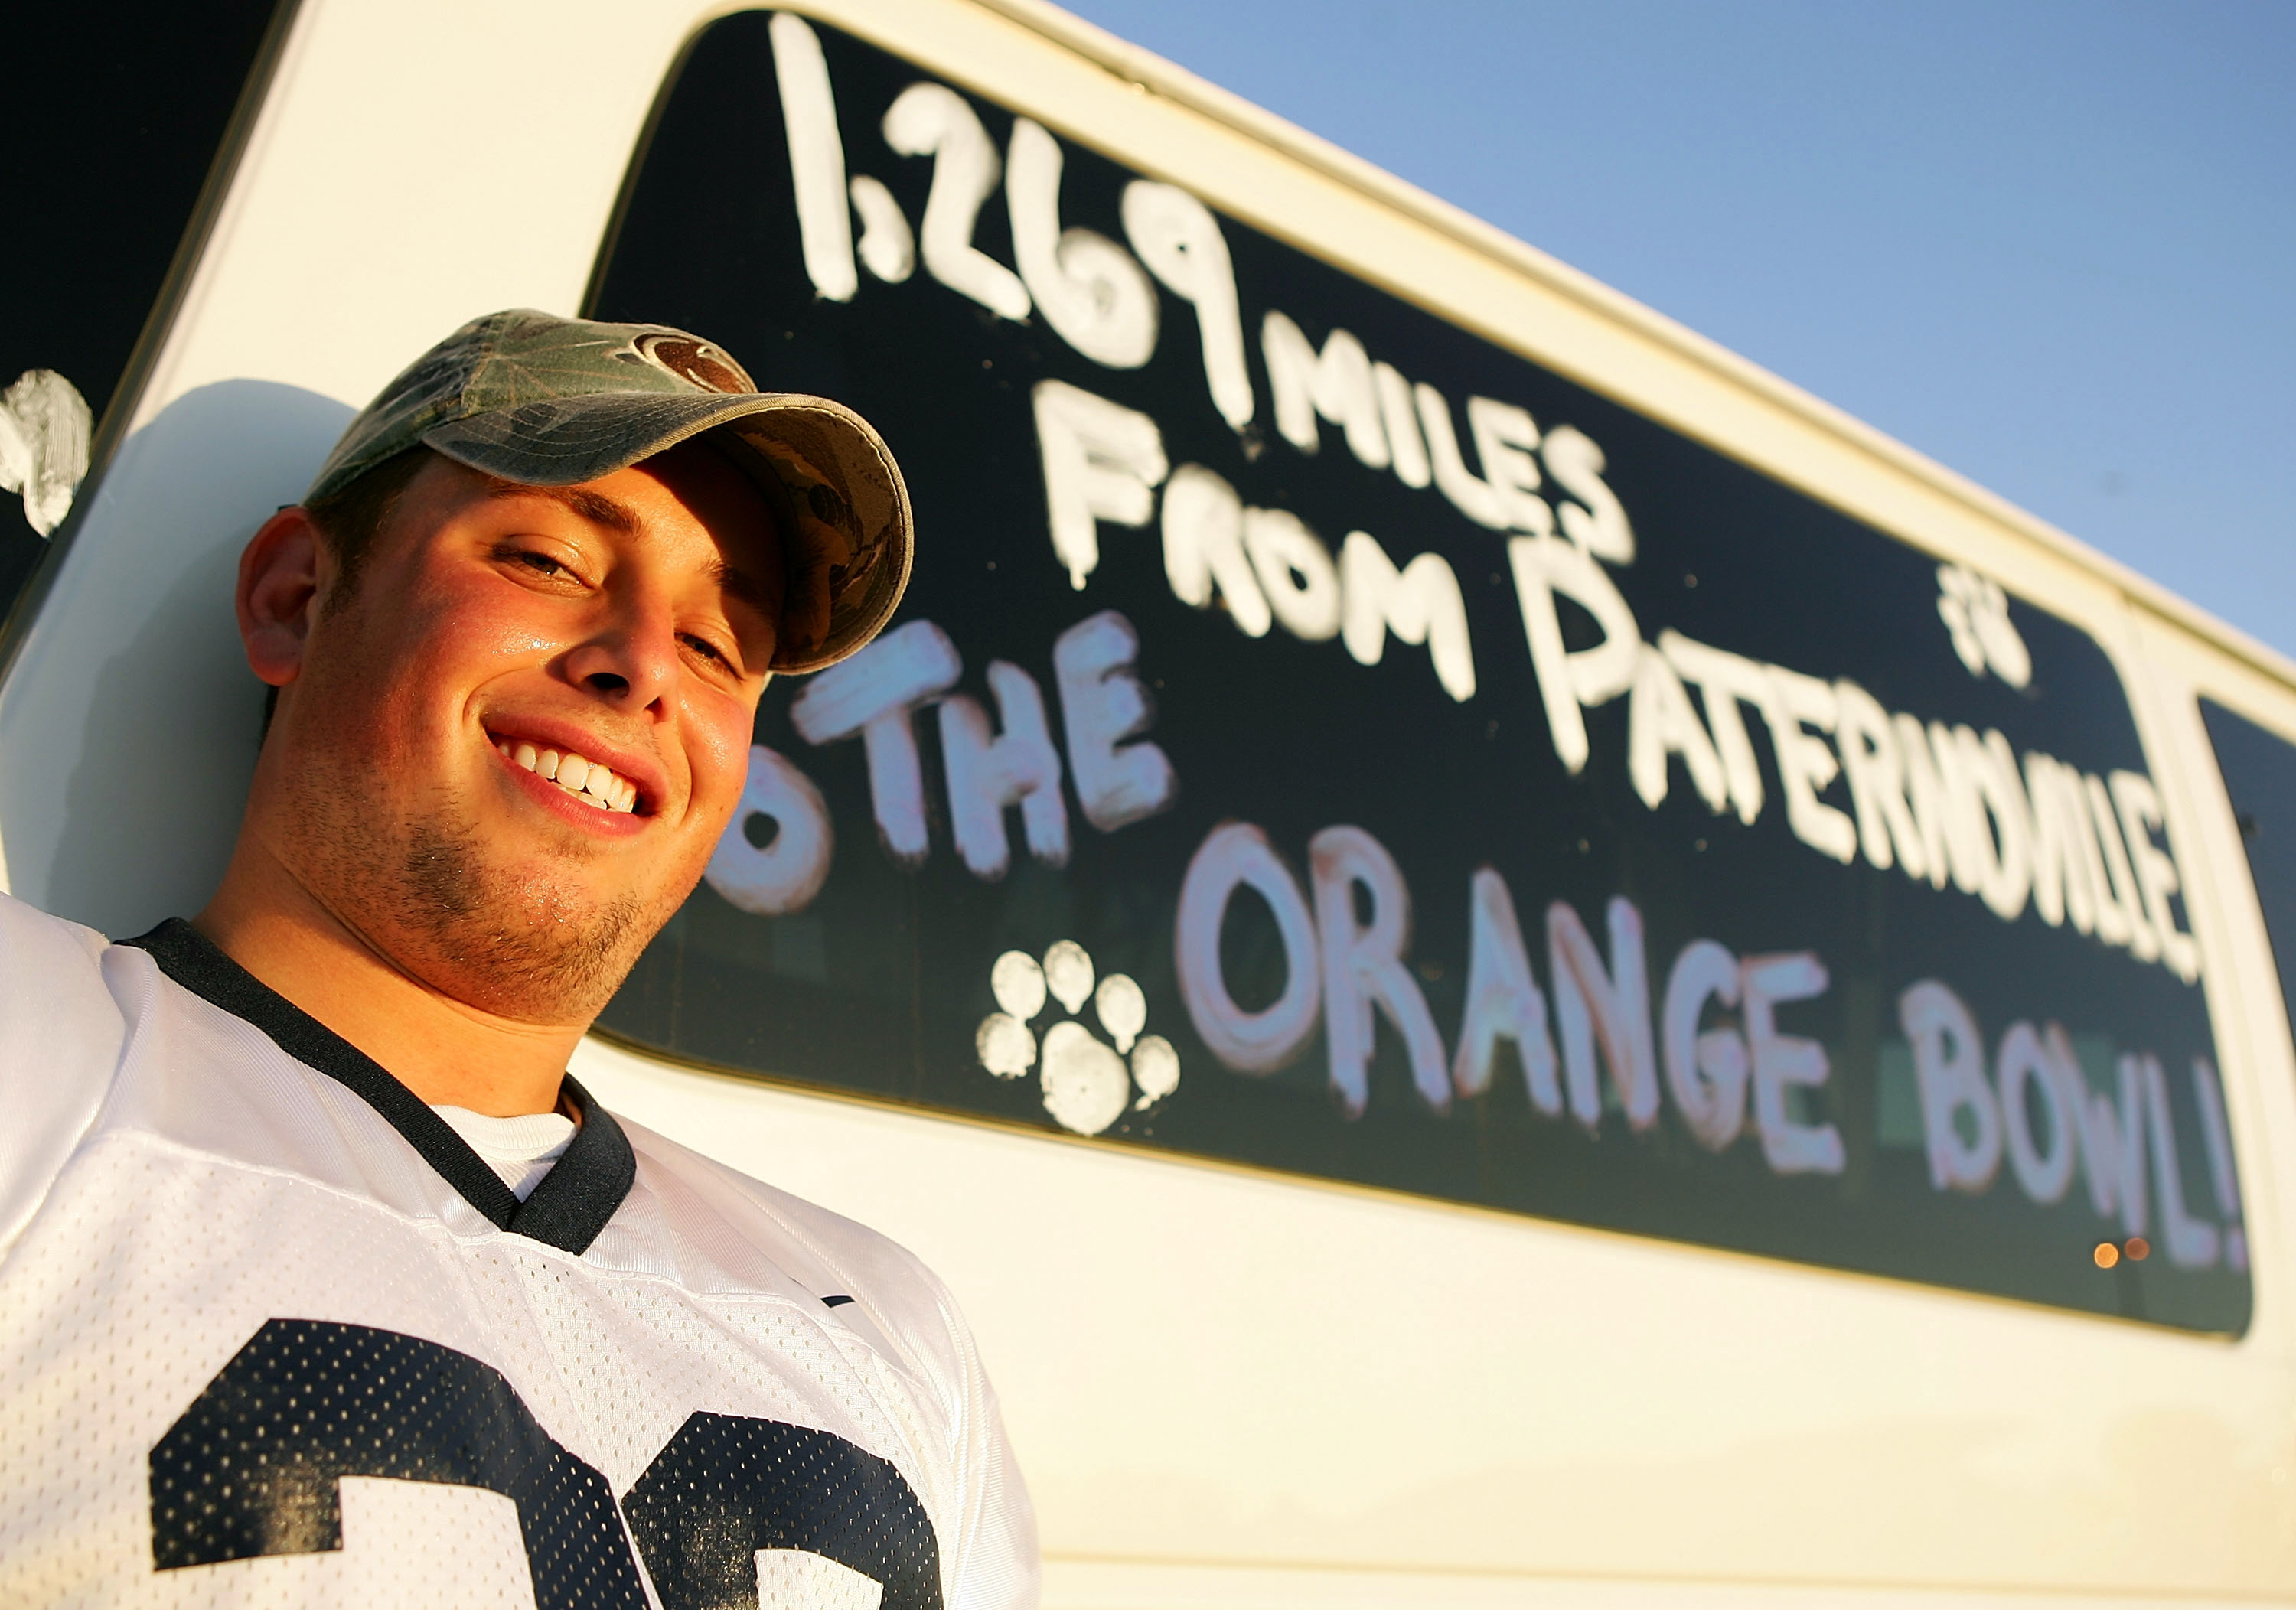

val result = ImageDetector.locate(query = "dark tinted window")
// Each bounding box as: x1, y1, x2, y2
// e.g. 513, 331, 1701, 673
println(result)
0, 0, 282, 621
2200, 699, 2296, 1052
591, 11, 2248, 1331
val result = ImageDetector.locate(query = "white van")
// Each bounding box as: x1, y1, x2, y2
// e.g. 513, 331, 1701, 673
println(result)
5, 2, 2293, 1605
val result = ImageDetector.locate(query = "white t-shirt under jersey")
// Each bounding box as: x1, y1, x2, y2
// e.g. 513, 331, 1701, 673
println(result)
0, 894, 1039, 1609
432, 1105, 576, 1201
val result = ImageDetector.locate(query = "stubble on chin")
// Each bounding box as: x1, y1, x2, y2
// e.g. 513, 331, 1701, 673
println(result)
290, 779, 667, 1026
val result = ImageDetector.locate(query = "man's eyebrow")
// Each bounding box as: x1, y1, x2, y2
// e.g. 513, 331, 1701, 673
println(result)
485, 480, 781, 621
482, 481, 639, 533
707, 559, 782, 620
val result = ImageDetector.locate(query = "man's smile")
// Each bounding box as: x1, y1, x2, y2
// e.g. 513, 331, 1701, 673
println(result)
494, 736, 640, 813
483, 718, 666, 827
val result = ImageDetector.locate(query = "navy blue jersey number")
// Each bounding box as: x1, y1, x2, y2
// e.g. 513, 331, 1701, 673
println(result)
626, 1413, 943, 1610
150, 1319, 943, 1610
148, 1319, 648, 1607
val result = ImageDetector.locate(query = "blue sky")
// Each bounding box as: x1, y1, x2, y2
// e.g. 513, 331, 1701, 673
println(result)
1062, 0, 2296, 659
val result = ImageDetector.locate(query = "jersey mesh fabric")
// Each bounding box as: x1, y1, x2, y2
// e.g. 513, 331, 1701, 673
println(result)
0, 894, 1039, 1609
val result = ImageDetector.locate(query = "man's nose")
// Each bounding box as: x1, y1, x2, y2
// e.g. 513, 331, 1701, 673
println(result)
562, 601, 680, 712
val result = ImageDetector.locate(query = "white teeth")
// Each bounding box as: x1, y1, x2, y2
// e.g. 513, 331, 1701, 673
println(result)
494, 735, 635, 814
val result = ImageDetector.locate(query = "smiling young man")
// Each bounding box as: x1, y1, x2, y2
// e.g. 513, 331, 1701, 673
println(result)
0, 311, 1038, 1607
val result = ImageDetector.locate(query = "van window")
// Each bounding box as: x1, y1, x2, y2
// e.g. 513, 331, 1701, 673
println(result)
2200, 699, 2296, 1055
0, 1, 281, 620
589, 11, 2249, 1331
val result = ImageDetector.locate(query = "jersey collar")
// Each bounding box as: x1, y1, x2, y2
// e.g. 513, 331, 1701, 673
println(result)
122, 918, 636, 1255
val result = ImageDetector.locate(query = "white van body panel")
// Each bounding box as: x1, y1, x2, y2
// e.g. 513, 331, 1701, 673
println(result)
573, 1034, 2296, 1602
2, 0, 2289, 1602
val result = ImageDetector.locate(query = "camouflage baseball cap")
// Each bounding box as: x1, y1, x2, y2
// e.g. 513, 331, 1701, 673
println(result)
305, 308, 912, 673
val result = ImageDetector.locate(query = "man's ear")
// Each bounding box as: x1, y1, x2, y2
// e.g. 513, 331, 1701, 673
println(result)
237, 507, 328, 687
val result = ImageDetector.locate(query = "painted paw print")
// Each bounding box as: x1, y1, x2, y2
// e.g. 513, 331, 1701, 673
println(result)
974, 940, 1180, 1136
1936, 561, 2032, 689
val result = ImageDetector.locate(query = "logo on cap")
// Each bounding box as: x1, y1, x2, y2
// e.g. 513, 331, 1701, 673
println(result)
631, 332, 756, 396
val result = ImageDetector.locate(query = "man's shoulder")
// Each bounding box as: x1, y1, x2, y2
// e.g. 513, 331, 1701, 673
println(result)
611, 1112, 974, 1374
0, 888, 137, 1075
0, 887, 116, 983
0, 891, 139, 1251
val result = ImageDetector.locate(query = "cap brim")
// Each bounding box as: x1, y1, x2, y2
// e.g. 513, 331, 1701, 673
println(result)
422, 389, 911, 673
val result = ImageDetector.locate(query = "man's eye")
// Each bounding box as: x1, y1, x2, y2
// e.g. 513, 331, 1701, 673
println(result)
505, 547, 574, 580
682, 633, 729, 666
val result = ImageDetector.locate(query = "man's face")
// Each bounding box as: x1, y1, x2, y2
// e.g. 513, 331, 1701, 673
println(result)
263, 444, 783, 1025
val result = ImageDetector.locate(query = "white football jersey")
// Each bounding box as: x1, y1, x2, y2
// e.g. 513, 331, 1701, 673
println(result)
0, 893, 1039, 1609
